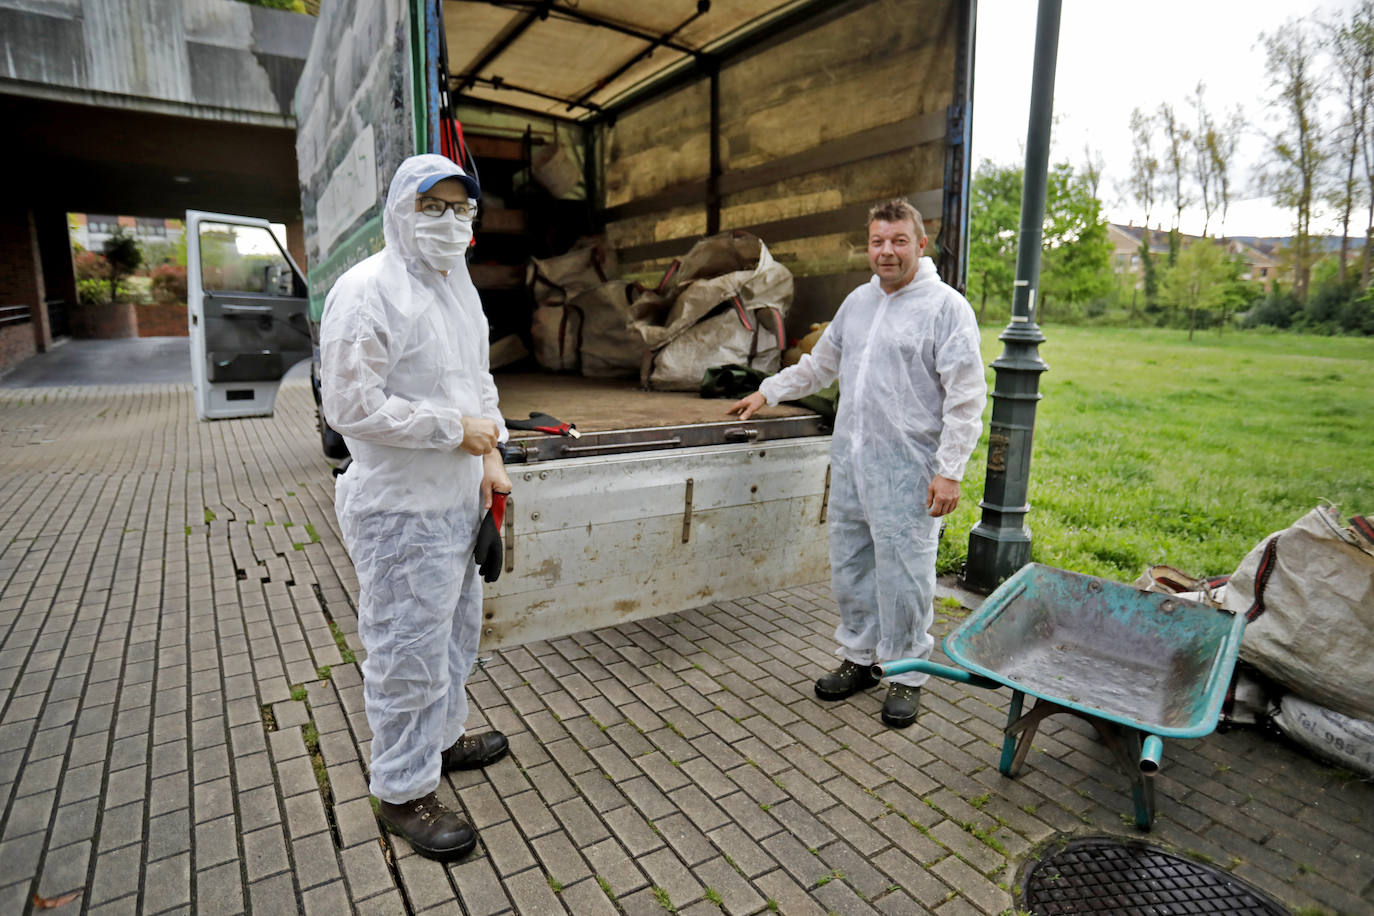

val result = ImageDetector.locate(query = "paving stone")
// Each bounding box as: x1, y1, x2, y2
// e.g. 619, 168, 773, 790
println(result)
248, 871, 301, 916
290, 830, 342, 890
504, 867, 565, 915
144, 851, 192, 911
638, 847, 702, 910
395, 850, 456, 911
558, 876, 621, 916
301, 878, 352, 916
481, 820, 537, 877
48, 798, 98, 849
584, 837, 649, 899
147, 807, 193, 862
36, 838, 92, 901
691, 855, 767, 916
450, 856, 511, 916
89, 840, 143, 906
242, 824, 289, 882
194, 814, 241, 869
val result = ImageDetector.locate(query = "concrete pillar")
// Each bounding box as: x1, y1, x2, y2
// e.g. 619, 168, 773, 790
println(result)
35, 208, 77, 347
0, 203, 44, 372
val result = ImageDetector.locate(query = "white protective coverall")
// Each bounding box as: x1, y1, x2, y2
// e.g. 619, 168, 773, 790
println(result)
320, 154, 505, 804
759, 257, 986, 686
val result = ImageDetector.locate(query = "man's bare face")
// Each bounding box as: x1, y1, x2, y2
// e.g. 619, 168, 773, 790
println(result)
868, 218, 927, 292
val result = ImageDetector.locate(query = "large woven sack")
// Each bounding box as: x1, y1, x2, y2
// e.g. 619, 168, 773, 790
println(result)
528, 239, 616, 371
530, 304, 582, 372
629, 230, 792, 391
528, 238, 615, 307
573, 281, 646, 378
1222, 505, 1374, 719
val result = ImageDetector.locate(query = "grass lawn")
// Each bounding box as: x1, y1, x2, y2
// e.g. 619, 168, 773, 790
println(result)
936, 326, 1374, 583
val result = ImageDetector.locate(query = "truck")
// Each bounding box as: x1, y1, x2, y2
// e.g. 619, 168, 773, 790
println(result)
185, 0, 976, 649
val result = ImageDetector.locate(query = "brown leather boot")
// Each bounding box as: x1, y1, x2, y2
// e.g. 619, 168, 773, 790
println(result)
377, 793, 477, 861
442, 731, 509, 771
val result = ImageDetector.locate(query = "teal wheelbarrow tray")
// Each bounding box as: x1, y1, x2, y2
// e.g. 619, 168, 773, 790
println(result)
875, 563, 1245, 830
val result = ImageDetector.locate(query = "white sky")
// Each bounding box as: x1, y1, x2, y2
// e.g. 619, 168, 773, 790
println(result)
971, 0, 1360, 239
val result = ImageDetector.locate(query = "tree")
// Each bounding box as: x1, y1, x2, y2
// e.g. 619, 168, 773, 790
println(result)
1326, 8, 1372, 288
966, 160, 1021, 321
965, 160, 1113, 322
1188, 83, 1241, 238
1081, 144, 1106, 200
1127, 107, 1160, 229
1189, 83, 1221, 236
1039, 162, 1114, 318
1158, 102, 1192, 241
1127, 108, 1162, 310
101, 229, 143, 306
1161, 240, 1230, 339
1261, 19, 1327, 303
1208, 107, 1246, 238
1329, 1, 1374, 287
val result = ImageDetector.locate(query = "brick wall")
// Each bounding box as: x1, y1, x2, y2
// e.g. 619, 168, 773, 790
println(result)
0, 322, 37, 373
135, 303, 189, 337
70, 303, 137, 339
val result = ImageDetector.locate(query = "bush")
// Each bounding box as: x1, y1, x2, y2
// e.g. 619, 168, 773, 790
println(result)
150, 264, 188, 303
73, 250, 109, 282
76, 277, 133, 306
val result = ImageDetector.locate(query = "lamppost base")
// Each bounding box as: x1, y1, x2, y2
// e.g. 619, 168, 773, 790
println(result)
962, 526, 1032, 594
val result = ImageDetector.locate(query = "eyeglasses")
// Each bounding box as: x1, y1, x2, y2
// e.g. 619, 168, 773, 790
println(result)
416, 196, 478, 220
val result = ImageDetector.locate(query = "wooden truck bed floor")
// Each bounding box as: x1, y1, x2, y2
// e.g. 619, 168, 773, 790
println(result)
494, 372, 814, 436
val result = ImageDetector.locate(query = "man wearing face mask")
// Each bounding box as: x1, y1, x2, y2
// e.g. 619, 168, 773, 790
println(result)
729, 199, 986, 731
319, 153, 512, 861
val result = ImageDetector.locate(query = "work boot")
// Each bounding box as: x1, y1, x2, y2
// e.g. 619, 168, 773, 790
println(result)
881, 683, 922, 728
442, 730, 509, 771
814, 659, 880, 701
377, 793, 477, 861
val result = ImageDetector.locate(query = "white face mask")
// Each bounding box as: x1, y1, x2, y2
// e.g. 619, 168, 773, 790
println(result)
413, 211, 473, 273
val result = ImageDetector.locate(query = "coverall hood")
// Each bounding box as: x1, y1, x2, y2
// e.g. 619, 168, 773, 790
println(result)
383, 154, 479, 268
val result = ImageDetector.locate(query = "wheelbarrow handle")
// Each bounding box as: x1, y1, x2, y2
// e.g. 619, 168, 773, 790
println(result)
872, 658, 1001, 690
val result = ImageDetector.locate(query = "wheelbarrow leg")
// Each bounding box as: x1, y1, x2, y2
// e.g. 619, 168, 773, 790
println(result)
1001, 693, 1065, 777
1081, 719, 1156, 831
998, 691, 1026, 775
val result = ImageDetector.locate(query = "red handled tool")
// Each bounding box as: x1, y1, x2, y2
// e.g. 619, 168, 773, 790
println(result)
503, 411, 582, 438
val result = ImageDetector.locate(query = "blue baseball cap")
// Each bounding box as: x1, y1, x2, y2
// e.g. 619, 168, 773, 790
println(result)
417, 165, 480, 200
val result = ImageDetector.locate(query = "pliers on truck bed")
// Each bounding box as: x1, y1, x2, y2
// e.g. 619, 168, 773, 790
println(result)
503, 412, 582, 438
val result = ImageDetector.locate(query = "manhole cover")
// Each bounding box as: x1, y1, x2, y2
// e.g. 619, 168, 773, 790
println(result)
1023, 837, 1290, 914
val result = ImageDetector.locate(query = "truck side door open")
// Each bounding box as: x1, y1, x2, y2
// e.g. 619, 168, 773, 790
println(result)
186, 210, 311, 420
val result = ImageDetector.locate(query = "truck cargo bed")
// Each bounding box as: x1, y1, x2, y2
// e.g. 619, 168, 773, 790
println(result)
494, 372, 815, 435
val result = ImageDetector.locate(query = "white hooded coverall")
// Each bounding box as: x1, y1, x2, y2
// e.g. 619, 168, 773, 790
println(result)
320, 154, 506, 804
759, 258, 986, 686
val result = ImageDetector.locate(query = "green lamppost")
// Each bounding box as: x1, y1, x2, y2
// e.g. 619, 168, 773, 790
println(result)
963, 0, 1060, 592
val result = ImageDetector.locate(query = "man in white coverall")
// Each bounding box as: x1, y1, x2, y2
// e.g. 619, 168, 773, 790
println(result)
320, 154, 512, 861
730, 199, 986, 729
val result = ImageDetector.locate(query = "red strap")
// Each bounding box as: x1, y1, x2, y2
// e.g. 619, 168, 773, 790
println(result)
656, 260, 680, 294
490, 491, 508, 530
732, 295, 753, 331
1245, 535, 1280, 622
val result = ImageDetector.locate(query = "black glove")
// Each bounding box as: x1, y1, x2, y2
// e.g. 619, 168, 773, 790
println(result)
474, 490, 509, 582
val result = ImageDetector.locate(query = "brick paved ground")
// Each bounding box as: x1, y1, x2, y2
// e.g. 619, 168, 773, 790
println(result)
0, 378, 1371, 915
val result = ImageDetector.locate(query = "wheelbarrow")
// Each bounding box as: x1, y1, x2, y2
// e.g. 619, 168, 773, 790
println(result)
875, 563, 1245, 830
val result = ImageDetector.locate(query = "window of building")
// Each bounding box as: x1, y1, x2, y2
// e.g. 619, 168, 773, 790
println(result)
87, 215, 119, 235
1260, 267, 1268, 277
136, 217, 167, 238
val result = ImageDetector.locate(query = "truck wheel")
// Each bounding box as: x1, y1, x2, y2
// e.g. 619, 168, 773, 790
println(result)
319, 408, 350, 460
311, 369, 350, 460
